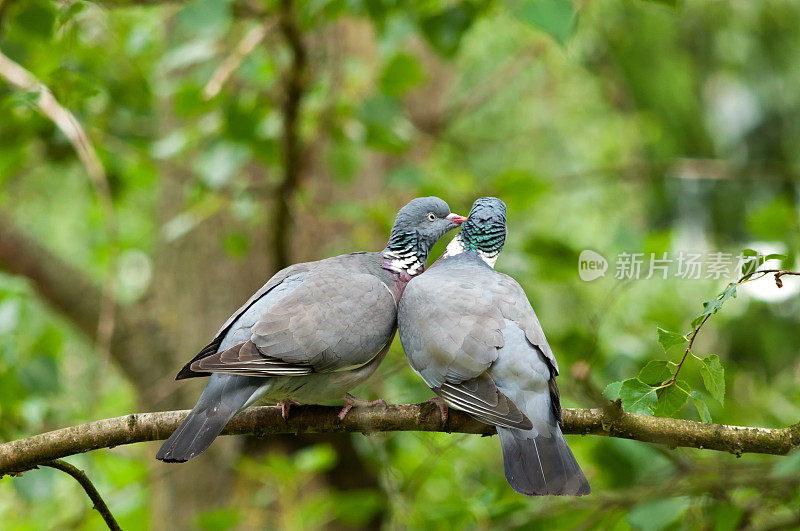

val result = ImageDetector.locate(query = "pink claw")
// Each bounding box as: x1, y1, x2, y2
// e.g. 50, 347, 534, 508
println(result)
338, 393, 388, 420
426, 397, 449, 424
278, 399, 301, 420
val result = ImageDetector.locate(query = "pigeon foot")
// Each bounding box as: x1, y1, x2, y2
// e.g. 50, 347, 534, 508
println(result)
426, 397, 449, 424
338, 393, 388, 420
278, 399, 302, 420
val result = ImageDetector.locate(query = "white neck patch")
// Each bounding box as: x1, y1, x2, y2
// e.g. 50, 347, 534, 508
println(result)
442, 234, 498, 268
382, 248, 424, 276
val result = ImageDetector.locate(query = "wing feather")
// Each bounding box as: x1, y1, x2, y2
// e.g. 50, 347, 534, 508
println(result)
434, 375, 532, 430
177, 253, 396, 380
193, 341, 314, 376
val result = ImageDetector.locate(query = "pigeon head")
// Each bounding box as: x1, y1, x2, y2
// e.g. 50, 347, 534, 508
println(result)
383, 196, 465, 275
458, 197, 507, 262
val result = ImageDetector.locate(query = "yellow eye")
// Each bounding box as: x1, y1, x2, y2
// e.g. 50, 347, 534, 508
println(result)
427, 213, 436, 222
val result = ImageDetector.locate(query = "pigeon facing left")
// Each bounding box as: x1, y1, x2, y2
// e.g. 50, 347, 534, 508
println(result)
398, 197, 590, 496
156, 196, 465, 463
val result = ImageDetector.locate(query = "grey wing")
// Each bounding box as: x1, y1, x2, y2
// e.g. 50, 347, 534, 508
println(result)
436, 374, 531, 429
490, 320, 559, 436
192, 340, 314, 376
492, 273, 561, 420
494, 273, 559, 376
176, 264, 311, 379
398, 268, 531, 430
192, 270, 396, 376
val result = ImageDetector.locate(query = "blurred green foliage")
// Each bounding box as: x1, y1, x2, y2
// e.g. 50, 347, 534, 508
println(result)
2, 0, 800, 529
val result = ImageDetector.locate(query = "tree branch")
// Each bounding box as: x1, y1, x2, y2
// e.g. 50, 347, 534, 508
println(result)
0, 49, 121, 394
40, 460, 122, 531
273, 0, 308, 270
0, 51, 111, 203
1, 403, 798, 476
203, 22, 275, 100
0, 215, 103, 338
0, 217, 169, 390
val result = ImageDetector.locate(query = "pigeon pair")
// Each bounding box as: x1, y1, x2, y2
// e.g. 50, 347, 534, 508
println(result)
156, 196, 590, 497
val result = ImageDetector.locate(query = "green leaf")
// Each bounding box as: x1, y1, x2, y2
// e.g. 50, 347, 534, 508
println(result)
741, 256, 763, 276
689, 391, 712, 423
379, 53, 426, 97
602, 380, 623, 401
690, 314, 705, 328
739, 248, 774, 276
619, 378, 658, 415
699, 354, 725, 404
514, 0, 576, 46
657, 327, 687, 352
12, 0, 56, 40
417, 5, 477, 57
766, 253, 787, 262
700, 283, 738, 318
654, 380, 690, 416
637, 360, 671, 386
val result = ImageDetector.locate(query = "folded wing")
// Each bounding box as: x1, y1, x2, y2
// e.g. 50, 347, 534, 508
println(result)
183, 262, 396, 378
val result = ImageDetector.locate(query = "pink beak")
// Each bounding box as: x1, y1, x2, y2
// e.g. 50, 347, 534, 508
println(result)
445, 213, 467, 224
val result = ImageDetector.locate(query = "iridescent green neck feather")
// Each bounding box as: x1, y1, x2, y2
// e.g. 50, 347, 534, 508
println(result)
460, 220, 506, 256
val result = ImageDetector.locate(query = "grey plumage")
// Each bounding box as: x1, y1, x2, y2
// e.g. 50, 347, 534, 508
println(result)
397, 197, 590, 496
157, 197, 464, 462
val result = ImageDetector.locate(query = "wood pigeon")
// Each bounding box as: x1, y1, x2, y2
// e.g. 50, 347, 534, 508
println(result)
156, 197, 465, 462
397, 197, 590, 496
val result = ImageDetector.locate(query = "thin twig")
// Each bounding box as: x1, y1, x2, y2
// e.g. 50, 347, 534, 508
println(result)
40, 459, 121, 531
666, 268, 800, 385
665, 313, 710, 386
0, 52, 110, 200
742, 269, 800, 288
203, 22, 274, 100
0, 50, 119, 406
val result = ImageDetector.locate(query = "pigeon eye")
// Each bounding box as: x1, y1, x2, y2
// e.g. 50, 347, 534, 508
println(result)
427, 213, 436, 222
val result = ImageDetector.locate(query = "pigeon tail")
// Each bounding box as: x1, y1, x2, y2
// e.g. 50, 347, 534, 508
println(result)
156, 374, 265, 463
497, 425, 590, 496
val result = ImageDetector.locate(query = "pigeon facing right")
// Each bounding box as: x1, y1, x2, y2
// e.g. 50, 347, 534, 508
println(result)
398, 197, 590, 496
156, 196, 464, 463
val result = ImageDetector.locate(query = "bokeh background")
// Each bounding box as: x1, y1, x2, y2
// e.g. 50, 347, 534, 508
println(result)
2, 0, 800, 529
